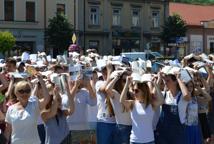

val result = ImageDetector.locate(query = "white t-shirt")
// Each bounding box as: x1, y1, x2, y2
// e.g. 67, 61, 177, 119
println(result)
95, 80, 115, 123
110, 90, 131, 125
5, 96, 40, 144
130, 101, 155, 143
87, 105, 98, 123
164, 91, 188, 124
67, 89, 97, 130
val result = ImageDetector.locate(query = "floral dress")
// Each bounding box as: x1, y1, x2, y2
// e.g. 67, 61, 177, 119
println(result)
185, 96, 202, 144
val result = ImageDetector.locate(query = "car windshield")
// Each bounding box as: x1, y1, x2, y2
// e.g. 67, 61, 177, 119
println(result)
151, 52, 163, 57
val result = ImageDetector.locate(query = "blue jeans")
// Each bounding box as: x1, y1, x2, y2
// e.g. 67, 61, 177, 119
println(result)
115, 124, 132, 144
37, 124, 45, 144
96, 122, 117, 144
130, 141, 155, 144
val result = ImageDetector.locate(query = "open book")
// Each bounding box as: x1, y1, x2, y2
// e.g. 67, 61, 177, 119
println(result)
161, 66, 180, 75
9, 72, 30, 79
50, 73, 68, 94
131, 73, 153, 83
69, 64, 82, 81
179, 69, 192, 83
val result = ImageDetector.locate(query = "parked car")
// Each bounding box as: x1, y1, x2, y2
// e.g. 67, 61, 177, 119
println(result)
121, 51, 164, 61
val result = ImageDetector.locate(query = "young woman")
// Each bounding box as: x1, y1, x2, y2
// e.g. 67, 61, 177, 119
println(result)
66, 74, 96, 144
155, 73, 191, 144
185, 81, 202, 144
31, 77, 49, 144
95, 64, 117, 144
41, 76, 74, 144
194, 73, 212, 144
206, 65, 214, 143
120, 76, 164, 144
105, 71, 132, 144
4, 79, 51, 144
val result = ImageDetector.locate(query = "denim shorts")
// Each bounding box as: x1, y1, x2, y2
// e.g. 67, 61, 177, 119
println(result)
96, 122, 117, 144
115, 124, 132, 144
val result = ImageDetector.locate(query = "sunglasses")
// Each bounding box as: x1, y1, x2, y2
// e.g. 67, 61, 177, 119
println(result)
18, 89, 31, 94
133, 88, 140, 94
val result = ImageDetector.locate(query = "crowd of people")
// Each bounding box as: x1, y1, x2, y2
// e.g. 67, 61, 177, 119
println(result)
0, 49, 213, 144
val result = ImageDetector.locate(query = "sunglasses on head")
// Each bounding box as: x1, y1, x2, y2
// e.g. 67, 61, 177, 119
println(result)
18, 89, 31, 94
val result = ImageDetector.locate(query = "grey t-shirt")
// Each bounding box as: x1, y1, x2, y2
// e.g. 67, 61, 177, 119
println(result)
45, 113, 69, 144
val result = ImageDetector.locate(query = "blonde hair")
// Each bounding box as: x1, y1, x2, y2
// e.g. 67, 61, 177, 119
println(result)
14, 81, 31, 95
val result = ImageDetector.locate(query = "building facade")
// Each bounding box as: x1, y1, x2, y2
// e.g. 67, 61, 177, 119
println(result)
170, 3, 214, 56
0, 0, 74, 56
0, 0, 169, 56
75, 0, 169, 55
0, 0, 45, 55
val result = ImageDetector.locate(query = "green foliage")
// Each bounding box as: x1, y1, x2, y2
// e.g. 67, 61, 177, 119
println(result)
173, 0, 214, 5
161, 14, 187, 43
0, 31, 16, 53
46, 14, 73, 55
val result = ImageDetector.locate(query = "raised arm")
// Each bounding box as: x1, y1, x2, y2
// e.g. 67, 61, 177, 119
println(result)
98, 63, 113, 93
41, 87, 59, 122
82, 76, 96, 100
37, 75, 51, 110
120, 76, 133, 110
176, 73, 191, 101
70, 77, 81, 98
5, 76, 14, 98
0, 73, 8, 92
151, 81, 164, 110
31, 80, 39, 97
196, 84, 212, 103
105, 74, 120, 98
64, 77, 75, 116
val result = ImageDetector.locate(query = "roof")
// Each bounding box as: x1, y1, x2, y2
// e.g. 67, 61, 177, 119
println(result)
170, 2, 214, 26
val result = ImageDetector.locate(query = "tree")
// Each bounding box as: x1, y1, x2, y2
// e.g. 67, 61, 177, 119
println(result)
0, 31, 16, 54
161, 14, 187, 44
46, 14, 73, 56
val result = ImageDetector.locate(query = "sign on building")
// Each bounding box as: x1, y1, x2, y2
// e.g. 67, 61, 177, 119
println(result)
190, 35, 203, 54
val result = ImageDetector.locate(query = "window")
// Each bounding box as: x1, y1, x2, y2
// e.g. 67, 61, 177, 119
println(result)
210, 42, 214, 53
112, 8, 121, 26
26, 1, 35, 22
132, 9, 140, 27
152, 11, 160, 28
89, 7, 99, 25
57, 4, 65, 15
190, 41, 203, 53
4, 0, 14, 21
89, 40, 99, 49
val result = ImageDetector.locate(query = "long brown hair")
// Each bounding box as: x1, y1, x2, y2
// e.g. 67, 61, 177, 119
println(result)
186, 81, 195, 97
114, 72, 128, 93
135, 82, 152, 108
113, 72, 130, 112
